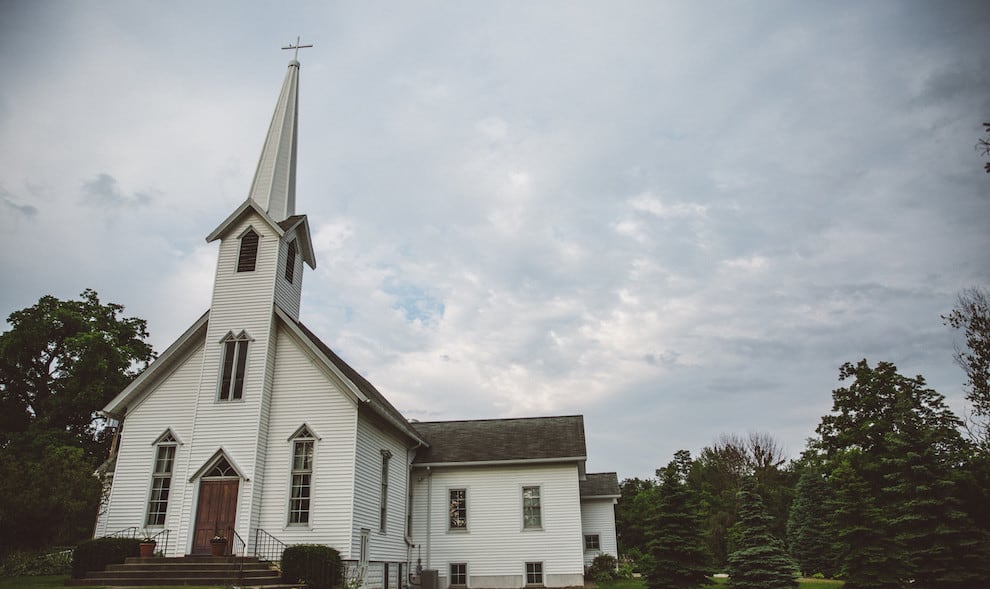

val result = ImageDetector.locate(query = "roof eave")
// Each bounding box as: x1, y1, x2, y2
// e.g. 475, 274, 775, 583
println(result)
103, 311, 210, 415
206, 199, 285, 243
279, 215, 316, 268
413, 456, 587, 469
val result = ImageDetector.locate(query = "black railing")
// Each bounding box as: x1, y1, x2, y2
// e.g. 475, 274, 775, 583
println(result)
229, 527, 246, 585
104, 526, 139, 538
148, 528, 171, 556
254, 528, 287, 563
102, 527, 170, 556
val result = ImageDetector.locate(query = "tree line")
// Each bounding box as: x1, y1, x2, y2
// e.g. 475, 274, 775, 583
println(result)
616, 288, 990, 589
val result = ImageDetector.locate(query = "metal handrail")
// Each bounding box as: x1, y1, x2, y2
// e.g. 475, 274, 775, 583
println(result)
148, 529, 170, 556
229, 527, 247, 585
104, 526, 139, 538
254, 528, 288, 563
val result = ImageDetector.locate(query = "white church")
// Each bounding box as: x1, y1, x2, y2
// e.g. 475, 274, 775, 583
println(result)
94, 52, 619, 589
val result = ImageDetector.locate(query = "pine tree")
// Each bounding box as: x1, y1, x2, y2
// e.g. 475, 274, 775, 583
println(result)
785, 468, 837, 578
644, 450, 712, 589
816, 360, 990, 588
726, 477, 796, 589
828, 454, 900, 589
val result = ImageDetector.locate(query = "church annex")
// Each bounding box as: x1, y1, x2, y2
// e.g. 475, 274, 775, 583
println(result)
95, 52, 618, 589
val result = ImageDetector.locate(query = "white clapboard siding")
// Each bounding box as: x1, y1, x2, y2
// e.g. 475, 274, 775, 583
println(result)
351, 414, 413, 563
410, 463, 584, 588
580, 498, 618, 568
101, 344, 204, 553
256, 324, 359, 556
172, 213, 282, 554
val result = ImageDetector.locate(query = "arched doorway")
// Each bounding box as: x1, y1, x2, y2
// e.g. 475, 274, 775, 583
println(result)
191, 455, 241, 555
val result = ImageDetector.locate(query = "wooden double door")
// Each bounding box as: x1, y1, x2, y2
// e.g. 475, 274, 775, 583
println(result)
192, 479, 239, 555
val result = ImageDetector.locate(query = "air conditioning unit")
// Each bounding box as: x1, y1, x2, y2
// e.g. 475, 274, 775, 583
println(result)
421, 569, 438, 589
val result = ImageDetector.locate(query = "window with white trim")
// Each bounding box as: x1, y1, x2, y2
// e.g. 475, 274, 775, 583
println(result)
449, 488, 467, 530
450, 563, 467, 586
218, 331, 249, 401
380, 450, 391, 532
584, 534, 600, 550
522, 486, 541, 529
525, 562, 543, 586
146, 433, 177, 526
288, 428, 314, 524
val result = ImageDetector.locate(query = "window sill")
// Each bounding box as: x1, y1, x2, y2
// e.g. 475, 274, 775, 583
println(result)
285, 523, 312, 530
521, 527, 544, 532
447, 528, 469, 534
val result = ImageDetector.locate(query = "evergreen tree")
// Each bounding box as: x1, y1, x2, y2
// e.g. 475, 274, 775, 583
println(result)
644, 450, 712, 589
785, 468, 837, 578
828, 453, 900, 589
727, 477, 797, 589
815, 360, 990, 588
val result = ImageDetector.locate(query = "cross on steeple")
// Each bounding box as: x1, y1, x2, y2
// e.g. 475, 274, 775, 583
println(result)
282, 36, 313, 60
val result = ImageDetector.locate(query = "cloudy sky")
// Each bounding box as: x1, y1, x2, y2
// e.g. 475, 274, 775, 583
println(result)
1, 1, 988, 479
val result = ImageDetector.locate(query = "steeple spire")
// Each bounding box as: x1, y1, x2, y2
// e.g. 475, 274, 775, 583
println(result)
247, 44, 311, 222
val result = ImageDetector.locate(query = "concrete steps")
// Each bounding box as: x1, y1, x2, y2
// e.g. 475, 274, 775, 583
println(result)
66, 555, 287, 587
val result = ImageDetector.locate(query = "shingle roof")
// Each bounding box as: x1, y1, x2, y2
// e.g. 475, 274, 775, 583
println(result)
292, 318, 426, 445
580, 472, 620, 498
412, 415, 586, 464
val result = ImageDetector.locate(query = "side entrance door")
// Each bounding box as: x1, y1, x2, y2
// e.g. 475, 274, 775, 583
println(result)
192, 479, 239, 555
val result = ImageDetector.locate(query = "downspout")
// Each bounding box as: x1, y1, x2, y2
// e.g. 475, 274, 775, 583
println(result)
425, 466, 432, 570
405, 441, 424, 587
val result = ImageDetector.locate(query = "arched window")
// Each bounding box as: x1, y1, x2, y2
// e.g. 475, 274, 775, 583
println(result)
146, 431, 178, 526
218, 331, 250, 401
237, 229, 259, 272
284, 240, 297, 283
288, 426, 316, 525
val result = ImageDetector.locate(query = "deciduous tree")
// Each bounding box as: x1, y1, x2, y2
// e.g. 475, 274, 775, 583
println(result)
0, 289, 154, 458
943, 286, 990, 447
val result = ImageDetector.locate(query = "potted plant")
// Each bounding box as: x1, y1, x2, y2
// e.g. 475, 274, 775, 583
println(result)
210, 532, 228, 557
139, 532, 157, 558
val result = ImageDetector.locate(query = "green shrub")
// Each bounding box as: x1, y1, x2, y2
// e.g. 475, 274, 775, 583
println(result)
71, 537, 140, 578
616, 560, 635, 579
0, 549, 72, 576
282, 544, 343, 589
588, 553, 619, 584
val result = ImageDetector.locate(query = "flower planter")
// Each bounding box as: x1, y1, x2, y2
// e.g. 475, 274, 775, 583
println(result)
139, 541, 157, 558
210, 540, 228, 557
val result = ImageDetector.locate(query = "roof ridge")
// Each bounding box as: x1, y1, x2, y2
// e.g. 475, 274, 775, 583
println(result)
414, 414, 583, 425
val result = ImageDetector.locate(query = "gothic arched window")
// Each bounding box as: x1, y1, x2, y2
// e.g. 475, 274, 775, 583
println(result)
237, 229, 259, 272
284, 240, 297, 283
218, 331, 250, 401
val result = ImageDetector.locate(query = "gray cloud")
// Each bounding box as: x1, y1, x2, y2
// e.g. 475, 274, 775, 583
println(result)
82, 174, 152, 207
0, 0, 988, 478
0, 190, 38, 218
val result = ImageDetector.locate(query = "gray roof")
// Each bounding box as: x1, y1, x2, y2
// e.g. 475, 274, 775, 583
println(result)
412, 415, 586, 465
580, 472, 620, 498
292, 318, 426, 445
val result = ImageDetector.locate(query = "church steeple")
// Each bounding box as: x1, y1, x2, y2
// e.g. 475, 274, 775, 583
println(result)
247, 57, 302, 222
206, 47, 317, 321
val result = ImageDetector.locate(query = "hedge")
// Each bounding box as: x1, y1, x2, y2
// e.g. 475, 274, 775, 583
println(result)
71, 537, 141, 578
282, 544, 343, 589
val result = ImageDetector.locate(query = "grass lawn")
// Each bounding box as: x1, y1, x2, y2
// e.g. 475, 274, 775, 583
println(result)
602, 575, 843, 589
0, 577, 231, 589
